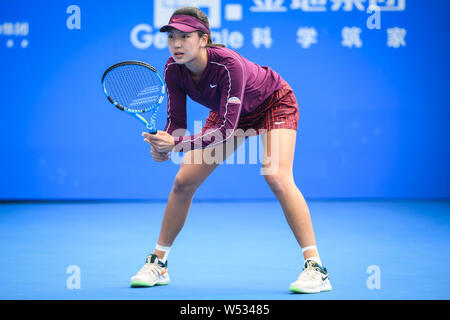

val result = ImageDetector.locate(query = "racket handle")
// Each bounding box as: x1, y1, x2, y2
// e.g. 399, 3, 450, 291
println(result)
148, 129, 157, 135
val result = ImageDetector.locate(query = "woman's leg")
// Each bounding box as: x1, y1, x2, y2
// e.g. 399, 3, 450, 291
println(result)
261, 128, 319, 260
154, 136, 246, 259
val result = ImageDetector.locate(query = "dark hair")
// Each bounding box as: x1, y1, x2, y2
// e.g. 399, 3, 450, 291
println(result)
170, 6, 225, 48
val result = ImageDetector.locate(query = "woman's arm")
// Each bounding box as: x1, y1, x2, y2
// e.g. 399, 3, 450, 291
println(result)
144, 59, 187, 155
163, 60, 188, 136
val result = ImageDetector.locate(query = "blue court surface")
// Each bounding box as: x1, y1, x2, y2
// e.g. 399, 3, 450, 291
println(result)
0, 199, 449, 300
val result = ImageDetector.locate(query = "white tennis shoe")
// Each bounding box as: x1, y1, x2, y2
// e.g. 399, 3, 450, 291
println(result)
130, 254, 170, 287
289, 260, 332, 293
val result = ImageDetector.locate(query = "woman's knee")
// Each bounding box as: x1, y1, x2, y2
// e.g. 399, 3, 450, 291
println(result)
263, 171, 293, 196
172, 173, 200, 195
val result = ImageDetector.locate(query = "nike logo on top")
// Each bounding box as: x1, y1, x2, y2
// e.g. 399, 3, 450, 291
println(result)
210, 84, 217, 88
274, 121, 285, 125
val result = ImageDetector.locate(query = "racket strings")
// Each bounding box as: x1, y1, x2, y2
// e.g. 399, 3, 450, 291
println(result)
104, 64, 162, 113
132, 65, 161, 111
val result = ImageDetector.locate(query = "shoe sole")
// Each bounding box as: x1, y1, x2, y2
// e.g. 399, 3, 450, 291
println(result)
289, 284, 332, 294
130, 281, 169, 288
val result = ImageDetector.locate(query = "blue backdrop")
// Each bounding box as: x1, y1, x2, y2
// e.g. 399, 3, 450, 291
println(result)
1, 0, 449, 200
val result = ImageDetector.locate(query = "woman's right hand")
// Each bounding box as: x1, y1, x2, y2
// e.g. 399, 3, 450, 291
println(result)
150, 147, 170, 162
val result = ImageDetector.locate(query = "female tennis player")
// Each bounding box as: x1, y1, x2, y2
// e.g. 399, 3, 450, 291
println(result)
130, 7, 332, 294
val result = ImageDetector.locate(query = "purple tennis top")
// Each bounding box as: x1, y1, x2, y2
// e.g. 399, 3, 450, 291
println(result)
163, 46, 284, 150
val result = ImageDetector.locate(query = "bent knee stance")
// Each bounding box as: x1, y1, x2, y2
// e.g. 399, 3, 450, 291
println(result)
172, 175, 200, 195
263, 172, 294, 197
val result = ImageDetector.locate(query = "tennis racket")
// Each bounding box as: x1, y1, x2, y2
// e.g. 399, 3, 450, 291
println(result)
101, 61, 165, 134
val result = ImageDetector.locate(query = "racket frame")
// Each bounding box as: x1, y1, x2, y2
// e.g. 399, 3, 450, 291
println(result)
101, 60, 165, 133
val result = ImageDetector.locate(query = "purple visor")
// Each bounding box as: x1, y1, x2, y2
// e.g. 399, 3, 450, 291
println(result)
159, 14, 210, 34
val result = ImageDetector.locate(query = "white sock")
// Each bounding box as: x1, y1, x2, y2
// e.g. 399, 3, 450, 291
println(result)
155, 243, 171, 263
305, 256, 322, 266
301, 245, 322, 266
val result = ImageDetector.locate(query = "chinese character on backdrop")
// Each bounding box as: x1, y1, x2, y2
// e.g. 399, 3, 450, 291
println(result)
331, 0, 366, 11
252, 27, 274, 48
387, 27, 406, 48
297, 27, 318, 48
368, 0, 405, 11
290, 0, 327, 11
250, 0, 288, 12
14, 22, 29, 36
2, 22, 14, 35
341, 27, 363, 48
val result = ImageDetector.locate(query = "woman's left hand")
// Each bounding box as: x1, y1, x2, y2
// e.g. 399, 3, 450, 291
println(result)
143, 131, 175, 153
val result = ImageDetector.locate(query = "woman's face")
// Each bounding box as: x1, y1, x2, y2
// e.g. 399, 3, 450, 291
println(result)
167, 29, 207, 65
